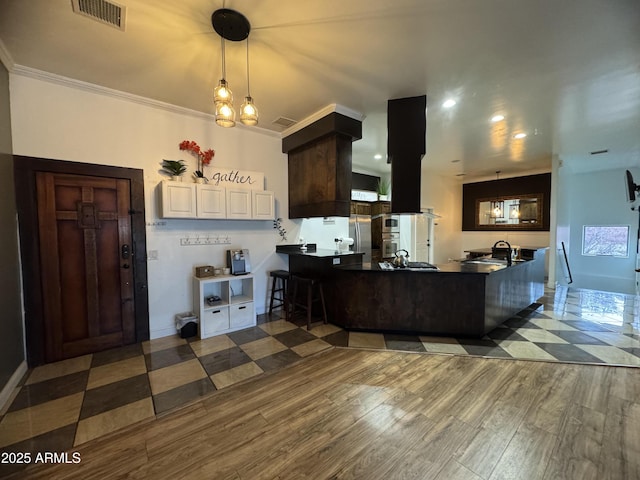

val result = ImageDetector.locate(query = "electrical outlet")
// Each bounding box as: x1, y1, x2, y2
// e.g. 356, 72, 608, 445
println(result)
148, 250, 158, 260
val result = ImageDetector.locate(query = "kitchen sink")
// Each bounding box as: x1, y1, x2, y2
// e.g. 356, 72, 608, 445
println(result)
464, 257, 525, 266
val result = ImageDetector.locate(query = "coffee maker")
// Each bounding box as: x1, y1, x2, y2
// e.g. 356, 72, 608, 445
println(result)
227, 249, 251, 275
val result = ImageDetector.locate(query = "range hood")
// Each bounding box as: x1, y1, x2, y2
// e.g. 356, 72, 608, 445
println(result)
387, 95, 426, 214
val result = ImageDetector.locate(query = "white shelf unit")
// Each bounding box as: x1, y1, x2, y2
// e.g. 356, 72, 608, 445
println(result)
193, 274, 255, 339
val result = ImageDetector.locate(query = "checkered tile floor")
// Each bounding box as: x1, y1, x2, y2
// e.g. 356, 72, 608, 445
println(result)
1, 285, 638, 475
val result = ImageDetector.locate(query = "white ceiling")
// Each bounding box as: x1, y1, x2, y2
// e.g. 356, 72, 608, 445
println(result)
1, 0, 639, 180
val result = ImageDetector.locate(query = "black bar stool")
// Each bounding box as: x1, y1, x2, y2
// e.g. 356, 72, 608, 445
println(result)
268, 270, 290, 316
288, 275, 328, 330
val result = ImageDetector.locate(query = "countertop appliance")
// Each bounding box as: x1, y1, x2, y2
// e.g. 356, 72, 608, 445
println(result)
382, 232, 399, 258
381, 214, 400, 233
349, 212, 372, 263
227, 249, 251, 275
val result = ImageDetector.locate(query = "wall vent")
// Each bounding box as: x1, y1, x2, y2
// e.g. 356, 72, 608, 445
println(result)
272, 116, 297, 128
71, 0, 126, 31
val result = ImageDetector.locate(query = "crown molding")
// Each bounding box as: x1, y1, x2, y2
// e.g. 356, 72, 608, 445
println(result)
8, 64, 281, 138
0, 38, 15, 70
281, 103, 365, 138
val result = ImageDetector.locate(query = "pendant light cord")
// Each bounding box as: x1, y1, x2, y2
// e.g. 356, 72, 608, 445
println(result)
220, 34, 226, 78
220, 0, 227, 80
246, 36, 251, 96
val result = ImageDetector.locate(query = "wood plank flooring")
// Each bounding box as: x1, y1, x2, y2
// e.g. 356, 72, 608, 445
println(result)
8, 348, 640, 480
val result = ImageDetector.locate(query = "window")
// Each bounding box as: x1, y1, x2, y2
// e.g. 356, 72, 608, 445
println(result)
582, 225, 629, 257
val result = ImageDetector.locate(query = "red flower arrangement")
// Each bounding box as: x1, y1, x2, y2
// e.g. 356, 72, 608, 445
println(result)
179, 140, 215, 178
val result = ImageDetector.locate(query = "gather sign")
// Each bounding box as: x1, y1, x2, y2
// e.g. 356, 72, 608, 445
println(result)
208, 167, 265, 190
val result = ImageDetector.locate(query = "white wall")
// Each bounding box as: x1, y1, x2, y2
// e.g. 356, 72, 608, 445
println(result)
298, 217, 349, 251
421, 171, 462, 264
556, 165, 638, 294
10, 73, 296, 339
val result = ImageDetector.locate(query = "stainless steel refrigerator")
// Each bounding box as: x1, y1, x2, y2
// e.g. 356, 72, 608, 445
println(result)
349, 214, 372, 263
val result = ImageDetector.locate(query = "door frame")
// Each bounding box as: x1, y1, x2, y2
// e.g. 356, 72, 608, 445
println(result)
14, 155, 149, 366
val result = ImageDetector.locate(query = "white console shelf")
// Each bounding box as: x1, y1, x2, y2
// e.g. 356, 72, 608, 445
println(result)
193, 274, 255, 339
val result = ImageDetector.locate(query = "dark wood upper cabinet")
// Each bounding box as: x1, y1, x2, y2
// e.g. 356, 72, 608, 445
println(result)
462, 173, 551, 231
283, 112, 362, 219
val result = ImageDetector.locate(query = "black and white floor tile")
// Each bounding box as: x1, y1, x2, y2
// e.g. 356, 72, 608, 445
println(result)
0, 285, 638, 476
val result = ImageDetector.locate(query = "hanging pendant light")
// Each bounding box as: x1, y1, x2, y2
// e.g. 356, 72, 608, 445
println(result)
215, 101, 236, 128
509, 203, 520, 219
213, 33, 235, 127
212, 8, 253, 128
490, 171, 504, 219
240, 37, 258, 126
491, 201, 504, 218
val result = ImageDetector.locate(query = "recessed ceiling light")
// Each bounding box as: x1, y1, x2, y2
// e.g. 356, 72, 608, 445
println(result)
442, 99, 457, 108
374, 154, 382, 160
491, 115, 505, 122
513, 132, 527, 139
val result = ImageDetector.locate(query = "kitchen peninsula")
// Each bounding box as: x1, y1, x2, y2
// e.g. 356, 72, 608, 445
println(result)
276, 245, 546, 337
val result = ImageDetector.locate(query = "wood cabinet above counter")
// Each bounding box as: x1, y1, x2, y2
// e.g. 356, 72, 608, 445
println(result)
283, 111, 362, 219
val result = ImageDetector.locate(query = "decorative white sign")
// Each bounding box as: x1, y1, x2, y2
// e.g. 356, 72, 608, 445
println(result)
351, 189, 378, 201
208, 167, 265, 190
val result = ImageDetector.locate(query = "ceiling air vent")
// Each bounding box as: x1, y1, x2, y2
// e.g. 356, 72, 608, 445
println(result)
272, 116, 297, 128
71, 0, 126, 31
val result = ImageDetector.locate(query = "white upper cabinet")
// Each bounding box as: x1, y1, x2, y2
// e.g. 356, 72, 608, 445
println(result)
197, 184, 226, 219
160, 182, 196, 218
160, 182, 274, 220
252, 190, 275, 220
226, 189, 252, 219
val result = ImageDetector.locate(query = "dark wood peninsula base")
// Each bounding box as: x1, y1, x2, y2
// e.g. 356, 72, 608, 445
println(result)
333, 249, 546, 337
277, 245, 546, 338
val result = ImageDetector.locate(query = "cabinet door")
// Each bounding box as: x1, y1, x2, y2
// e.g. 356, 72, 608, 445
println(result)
252, 190, 274, 219
197, 185, 226, 218
230, 302, 255, 329
161, 182, 196, 218
201, 306, 230, 338
226, 189, 252, 219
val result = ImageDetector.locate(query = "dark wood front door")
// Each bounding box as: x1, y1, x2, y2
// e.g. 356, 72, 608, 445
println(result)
36, 172, 136, 361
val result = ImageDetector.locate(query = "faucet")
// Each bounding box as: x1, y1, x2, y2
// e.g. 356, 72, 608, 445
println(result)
492, 240, 512, 266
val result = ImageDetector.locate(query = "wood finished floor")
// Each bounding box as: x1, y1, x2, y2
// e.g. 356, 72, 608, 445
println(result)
7, 347, 640, 480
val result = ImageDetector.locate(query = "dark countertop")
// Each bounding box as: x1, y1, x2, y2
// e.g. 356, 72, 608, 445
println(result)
276, 244, 365, 258
338, 260, 518, 274
465, 246, 549, 258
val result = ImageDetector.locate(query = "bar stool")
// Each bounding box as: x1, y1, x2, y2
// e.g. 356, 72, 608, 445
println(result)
288, 274, 328, 330
268, 270, 290, 316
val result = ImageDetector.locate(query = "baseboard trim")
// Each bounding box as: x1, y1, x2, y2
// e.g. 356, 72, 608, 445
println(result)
0, 361, 28, 413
